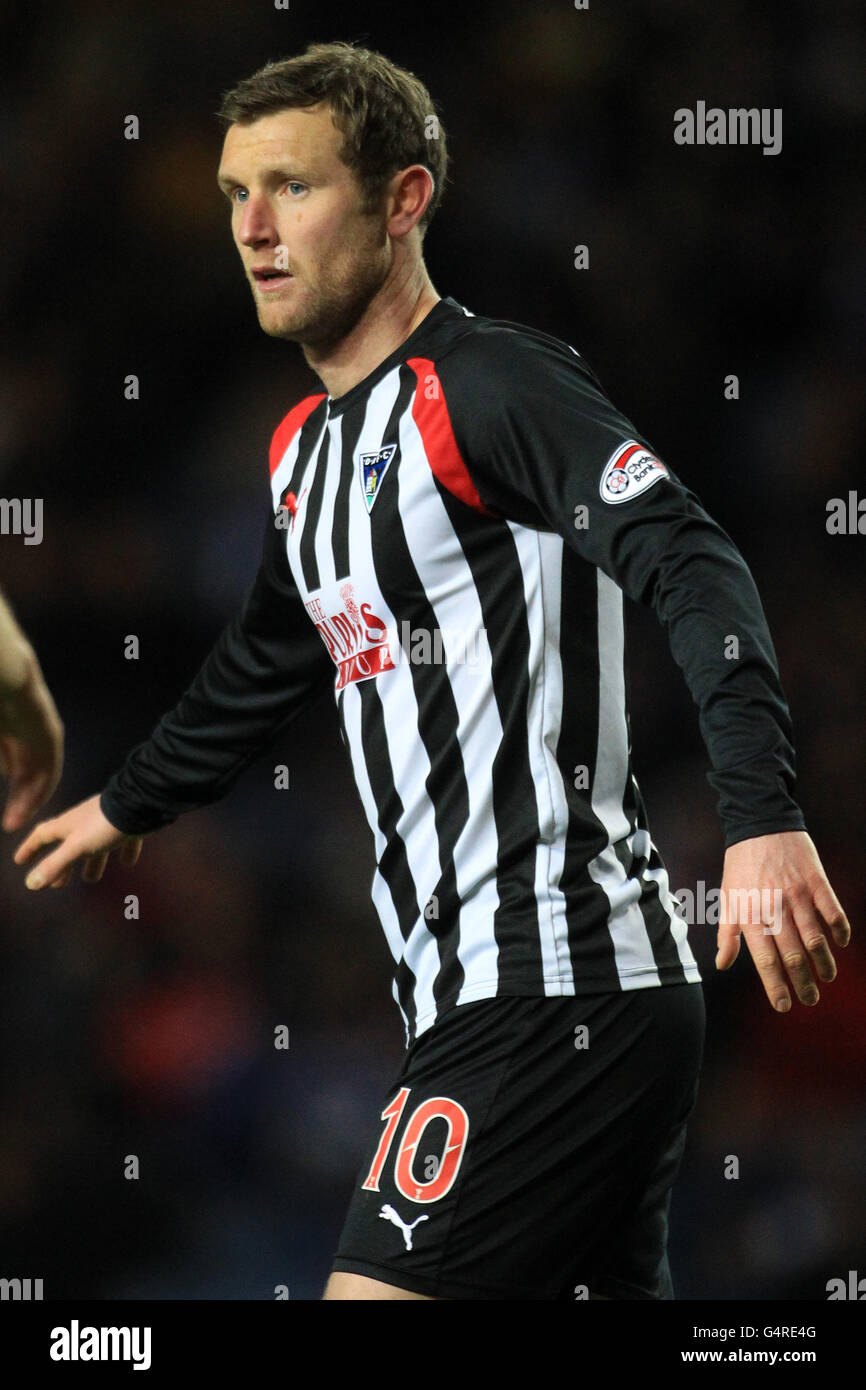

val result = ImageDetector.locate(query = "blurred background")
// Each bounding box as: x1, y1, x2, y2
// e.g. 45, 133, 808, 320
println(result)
0, 0, 863, 1300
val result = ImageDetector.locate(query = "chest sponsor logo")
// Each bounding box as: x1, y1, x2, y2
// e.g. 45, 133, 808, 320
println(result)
305, 582, 394, 689
359, 443, 397, 513
599, 440, 668, 504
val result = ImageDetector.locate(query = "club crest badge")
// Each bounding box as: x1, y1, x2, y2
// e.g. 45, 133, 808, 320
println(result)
359, 444, 397, 513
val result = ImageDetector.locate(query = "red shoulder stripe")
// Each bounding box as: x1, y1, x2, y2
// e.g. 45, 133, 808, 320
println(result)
269, 393, 327, 478
406, 358, 499, 518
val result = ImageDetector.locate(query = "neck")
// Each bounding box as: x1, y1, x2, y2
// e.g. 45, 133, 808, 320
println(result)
302, 261, 440, 400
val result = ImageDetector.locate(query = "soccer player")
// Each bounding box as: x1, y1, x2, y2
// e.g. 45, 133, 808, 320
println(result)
0, 586, 64, 830
12, 43, 850, 1301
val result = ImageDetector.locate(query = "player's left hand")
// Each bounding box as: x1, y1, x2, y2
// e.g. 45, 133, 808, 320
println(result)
714, 829, 850, 1011
0, 647, 64, 833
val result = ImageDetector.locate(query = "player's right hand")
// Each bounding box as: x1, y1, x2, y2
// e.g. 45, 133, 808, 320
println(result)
0, 645, 65, 832
12, 793, 143, 890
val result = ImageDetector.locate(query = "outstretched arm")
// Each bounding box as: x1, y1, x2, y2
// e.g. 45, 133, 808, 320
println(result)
13, 502, 333, 888
436, 325, 851, 1009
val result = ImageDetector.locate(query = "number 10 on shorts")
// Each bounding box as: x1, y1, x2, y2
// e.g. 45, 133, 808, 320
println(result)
362, 1087, 470, 1204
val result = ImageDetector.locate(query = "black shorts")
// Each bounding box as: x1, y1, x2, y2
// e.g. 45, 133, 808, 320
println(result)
330, 982, 706, 1300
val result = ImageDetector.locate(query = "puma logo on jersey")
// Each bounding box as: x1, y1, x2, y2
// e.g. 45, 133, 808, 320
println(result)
378, 1203, 429, 1251
279, 486, 308, 532
359, 444, 397, 512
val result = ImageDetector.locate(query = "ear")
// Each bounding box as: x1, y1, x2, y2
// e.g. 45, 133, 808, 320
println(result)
384, 165, 434, 236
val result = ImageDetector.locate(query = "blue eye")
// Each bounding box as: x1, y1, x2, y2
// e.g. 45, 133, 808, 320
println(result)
233, 188, 249, 204
286, 182, 306, 196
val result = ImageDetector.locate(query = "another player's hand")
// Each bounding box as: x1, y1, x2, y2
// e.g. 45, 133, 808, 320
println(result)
0, 647, 65, 832
715, 829, 850, 1011
12, 793, 143, 889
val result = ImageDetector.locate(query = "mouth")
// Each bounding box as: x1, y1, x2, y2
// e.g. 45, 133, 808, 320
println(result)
252, 268, 294, 293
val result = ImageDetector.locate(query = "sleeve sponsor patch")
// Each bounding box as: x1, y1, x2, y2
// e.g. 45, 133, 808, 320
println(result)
599, 440, 669, 504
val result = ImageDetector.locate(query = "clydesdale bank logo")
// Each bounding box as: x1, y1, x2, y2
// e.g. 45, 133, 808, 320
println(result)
674, 102, 783, 156
600, 441, 668, 505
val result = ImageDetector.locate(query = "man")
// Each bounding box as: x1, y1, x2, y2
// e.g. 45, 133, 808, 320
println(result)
13, 42, 850, 1301
0, 586, 64, 831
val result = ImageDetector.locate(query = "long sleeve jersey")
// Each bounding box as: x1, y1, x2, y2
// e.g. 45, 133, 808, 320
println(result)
100, 295, 806, 1042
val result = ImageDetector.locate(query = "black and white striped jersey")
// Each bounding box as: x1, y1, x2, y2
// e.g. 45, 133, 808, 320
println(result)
100, 295, 806, 1043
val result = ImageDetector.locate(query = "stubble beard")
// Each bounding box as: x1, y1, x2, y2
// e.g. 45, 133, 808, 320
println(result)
255, 240, 390, 354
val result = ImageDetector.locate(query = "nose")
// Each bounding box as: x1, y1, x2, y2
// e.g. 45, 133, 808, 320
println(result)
236, 194, 279, 250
